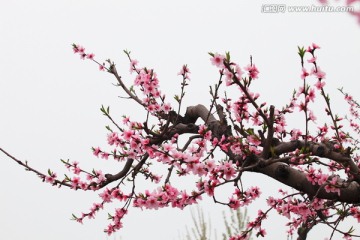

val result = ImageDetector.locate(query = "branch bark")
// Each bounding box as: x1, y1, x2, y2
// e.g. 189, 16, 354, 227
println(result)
256, 161, 360, 203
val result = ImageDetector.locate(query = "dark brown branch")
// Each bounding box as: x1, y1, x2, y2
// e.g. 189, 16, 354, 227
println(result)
109, 64, 145, 107
216, 104, 227, 125
185, 104, 231, 139
164, 165, 174, 184
274, 140, 360, 182
179, 135, 202, 152
186, 104, 217, 123
255, 162, 360, 203
132, 154, 149, 178
104, 159, 134, 183
297, 219, 316, 240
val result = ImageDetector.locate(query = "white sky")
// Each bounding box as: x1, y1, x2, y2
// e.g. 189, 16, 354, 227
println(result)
1, 0, 360, 239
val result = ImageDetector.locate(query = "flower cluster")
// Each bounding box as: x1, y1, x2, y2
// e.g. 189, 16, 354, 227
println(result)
71, 44, 360, 238
9, 42, 359, 239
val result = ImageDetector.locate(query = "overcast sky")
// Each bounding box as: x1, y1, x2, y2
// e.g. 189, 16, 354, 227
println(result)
1, 1, 360, 240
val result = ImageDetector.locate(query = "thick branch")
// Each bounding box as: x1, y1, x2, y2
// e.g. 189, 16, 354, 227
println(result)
256, 162, 360, 203
185, 104, 231, 139
274, 140, 360, 182
297, 220, 316, 240
103, 159, 134, 183
186, 104, 217, 123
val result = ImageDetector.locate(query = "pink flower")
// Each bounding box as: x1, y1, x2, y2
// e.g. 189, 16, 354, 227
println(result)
145, 195, 160, 209
301, 68, 309, 79
114, 208, 127, 220
45, 172, 57, 184
291, 129, 302, 140
312, 43, 320, 49
229, 197, 241, 209
210, 53, 225, 68
178, 65, 190, 76
267, 197, 277, 207
306, 43, 320, 52
73, 166, 81, 175
100, 152, 109, 160
256, 228, 266, 237
71, 176, 80, 189
204, 180, 217, 196
312, 66, 326, 79
248, 186, 261, 199
192, 163, 206, 177
129, 59, 138, 73
123, 130, 133, 141
73, 44, 85, 54
122, 116, 130, 125
247, 135, 261, 146
99, 64, 105, 71
86, 53, 95, 59
93, 147, 101, 157
105, 224, 114, 236
222, 162, 236, 180
245, 64, 259, 79
306, 88, 316, 102
147, 104, 155, 112
315, 80, 325, 90
324, 177, 340, 195
307, 56, 317, 63
224, 69, 234, 85
72, 45, 79, 53
235, 65, 243, 78
350, 207, 360, 223
162, 103, 172, 113
107, 132, 119, 145
99, 188, 113, 203
205, 159, 216, 171
308, 110, 317, 122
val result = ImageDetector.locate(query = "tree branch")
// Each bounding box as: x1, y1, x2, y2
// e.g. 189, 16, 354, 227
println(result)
109, 64, 145, 107
274, 140, 360, 182
256, 162, 360, 203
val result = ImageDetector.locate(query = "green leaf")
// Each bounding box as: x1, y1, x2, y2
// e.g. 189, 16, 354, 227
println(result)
60, 159, 69, 164
105, 125, 112, 132
246, 128, 254, 135
129, 85, 134, 93
297, 46, 306, 58
64, 174, 71, 181
208, 52, 214, 57
225, 51, 231, 62
174, 95, 180, 102
348, 226, 355, 234
100, 105, 106, 114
